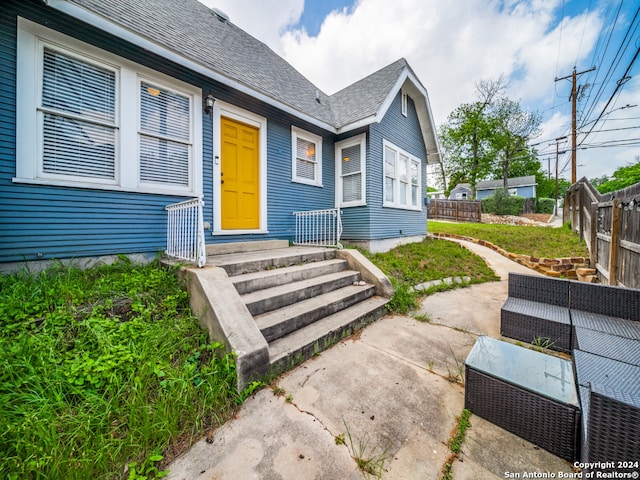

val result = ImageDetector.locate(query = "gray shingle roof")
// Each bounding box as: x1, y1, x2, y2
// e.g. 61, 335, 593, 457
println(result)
330, 58, 408, 128
67, 0, 337, 126
63, 0, 424, 134
476, 175, 537, 190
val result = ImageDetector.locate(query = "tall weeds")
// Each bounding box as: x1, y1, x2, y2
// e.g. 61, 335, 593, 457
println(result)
0, 259, 239, 479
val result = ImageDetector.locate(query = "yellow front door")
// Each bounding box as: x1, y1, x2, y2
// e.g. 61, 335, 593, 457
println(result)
220, 116, 260, 230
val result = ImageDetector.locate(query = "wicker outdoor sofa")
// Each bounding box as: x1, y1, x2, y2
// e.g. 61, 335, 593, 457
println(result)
487, 273, 640, 469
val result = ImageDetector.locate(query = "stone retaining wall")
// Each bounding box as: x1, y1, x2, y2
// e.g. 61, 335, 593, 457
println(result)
430, 233, 589, 279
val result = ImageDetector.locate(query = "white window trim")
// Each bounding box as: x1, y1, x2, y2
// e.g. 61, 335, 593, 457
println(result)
211, 100, 268, 235
15, 18, 202, 197
335, 134, 366, 208
401, 91, 408, 117
382, 139, 422, 211
291, 126, 322, 187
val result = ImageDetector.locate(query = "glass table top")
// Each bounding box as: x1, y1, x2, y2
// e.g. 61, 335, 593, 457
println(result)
466, 336, 578, 406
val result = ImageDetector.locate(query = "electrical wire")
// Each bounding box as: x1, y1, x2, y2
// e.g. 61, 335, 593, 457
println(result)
579, 5, 640, 129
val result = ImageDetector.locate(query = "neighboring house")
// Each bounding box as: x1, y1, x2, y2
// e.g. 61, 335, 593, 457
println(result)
475, 176, 538, 199
0, 0, 442, 270
449, 183, 472, 200
426, 190, 446, 200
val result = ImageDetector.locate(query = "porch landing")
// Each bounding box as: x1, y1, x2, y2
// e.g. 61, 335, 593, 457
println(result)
182, 241, 391, 389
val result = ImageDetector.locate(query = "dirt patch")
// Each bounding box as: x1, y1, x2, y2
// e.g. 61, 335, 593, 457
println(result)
481, 213, 552, 226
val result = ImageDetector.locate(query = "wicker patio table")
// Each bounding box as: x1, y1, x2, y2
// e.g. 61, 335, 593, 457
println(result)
464, 336, 580, 461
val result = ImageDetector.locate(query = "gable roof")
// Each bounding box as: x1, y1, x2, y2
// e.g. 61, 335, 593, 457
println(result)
46, 0, 440, 161
476, 176, 537, 190
450, 183, 472, 192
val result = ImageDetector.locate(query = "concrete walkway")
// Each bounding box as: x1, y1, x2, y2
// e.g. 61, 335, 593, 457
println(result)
167, 239, 574, 480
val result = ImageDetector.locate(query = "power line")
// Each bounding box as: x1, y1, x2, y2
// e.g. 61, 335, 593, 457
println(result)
579, 5, 640, 128
580, 125, 640, 134
579, 42, 640, 145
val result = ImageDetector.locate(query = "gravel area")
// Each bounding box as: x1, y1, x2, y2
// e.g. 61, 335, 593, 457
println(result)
481, 213, 553, 226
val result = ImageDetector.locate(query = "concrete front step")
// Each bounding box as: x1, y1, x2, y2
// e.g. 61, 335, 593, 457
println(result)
231, 258, 348, 295
208, 246, 336, 276
268, 296, 389, 373
242, 270, 360, 316
255, 283, 376, 342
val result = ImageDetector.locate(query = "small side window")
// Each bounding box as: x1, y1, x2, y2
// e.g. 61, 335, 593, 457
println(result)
292, 126, 322, 187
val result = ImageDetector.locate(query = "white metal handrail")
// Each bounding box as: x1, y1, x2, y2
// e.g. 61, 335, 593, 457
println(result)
165, 197, 206, 267
293, 208, 342, 248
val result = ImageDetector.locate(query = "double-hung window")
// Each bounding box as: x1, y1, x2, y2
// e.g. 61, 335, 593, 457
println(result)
382, 140, 422, 210
336, 134, 366, 207
41, 48, 117, 182
291, 126, 322, 186
16, 18, 202, 196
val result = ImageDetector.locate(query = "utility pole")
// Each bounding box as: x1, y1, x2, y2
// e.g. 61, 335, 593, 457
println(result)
549, 136, 567, 217
555, 66, 596, 184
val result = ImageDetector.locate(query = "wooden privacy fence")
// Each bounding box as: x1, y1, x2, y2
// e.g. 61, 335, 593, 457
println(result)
564, 177, 640, 289
427, 199, 482, 222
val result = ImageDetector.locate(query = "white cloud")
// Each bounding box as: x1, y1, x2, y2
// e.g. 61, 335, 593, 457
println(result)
199, 0, 303, 54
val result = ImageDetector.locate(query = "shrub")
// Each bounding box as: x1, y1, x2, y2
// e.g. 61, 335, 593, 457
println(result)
536, 198, 556, 214
482, 189, 524, 215
481, 195, 496, 214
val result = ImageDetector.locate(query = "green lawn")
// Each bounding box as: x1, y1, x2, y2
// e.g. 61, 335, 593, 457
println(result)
0, 259, 243, 480
366, 237, 499, 286
428, 220, 589, 259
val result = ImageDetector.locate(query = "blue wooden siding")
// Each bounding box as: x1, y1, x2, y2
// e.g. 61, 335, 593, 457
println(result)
363, 92, 427, 240
476, 185, 536, 199
0, 0, 337, 264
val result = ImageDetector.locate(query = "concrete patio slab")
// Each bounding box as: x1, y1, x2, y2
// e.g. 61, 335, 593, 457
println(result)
167, 239, 576, 479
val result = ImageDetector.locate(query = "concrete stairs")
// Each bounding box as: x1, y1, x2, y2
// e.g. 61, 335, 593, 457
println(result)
209, 245, 389, 373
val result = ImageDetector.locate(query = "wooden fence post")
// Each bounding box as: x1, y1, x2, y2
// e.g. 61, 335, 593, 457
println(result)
608, 198, 621, 286
434, 199, 438, 218
589, 202, 597, 268
578, 184, 585, 242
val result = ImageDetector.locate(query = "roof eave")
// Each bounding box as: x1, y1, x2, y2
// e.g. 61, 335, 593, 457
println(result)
373, 68, 442, 165
44, 0, 337, 133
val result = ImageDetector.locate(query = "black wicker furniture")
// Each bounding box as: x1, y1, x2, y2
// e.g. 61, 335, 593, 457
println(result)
569, 280, 640, 348
500, 274, 572, 352
573, 327, 640, 366
573, 350, 640, 472
465, 336, 580, 462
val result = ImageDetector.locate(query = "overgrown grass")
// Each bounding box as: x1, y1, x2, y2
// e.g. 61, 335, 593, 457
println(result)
365, 238, 498, 286
0, 258, 241, 480
428, 220, 588, 259
363, 238, 499, 314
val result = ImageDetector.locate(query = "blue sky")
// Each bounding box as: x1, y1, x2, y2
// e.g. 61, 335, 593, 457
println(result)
296, 0, 354, 36
205, 0, 639, 182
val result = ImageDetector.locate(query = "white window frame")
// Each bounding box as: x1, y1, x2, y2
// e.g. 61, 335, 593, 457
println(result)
508, 188, 518, 196
15, 18, 202, 196
291, 126, 322, 187
335, 134, 366, 208
401, 90, 408, 117
382, 140, 422, 211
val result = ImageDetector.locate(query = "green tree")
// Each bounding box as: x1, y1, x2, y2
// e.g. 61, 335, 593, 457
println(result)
440, 77, 541, 195
595, 160, 640, 193
439, 78, 505, 196
489, 98, 542, 189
